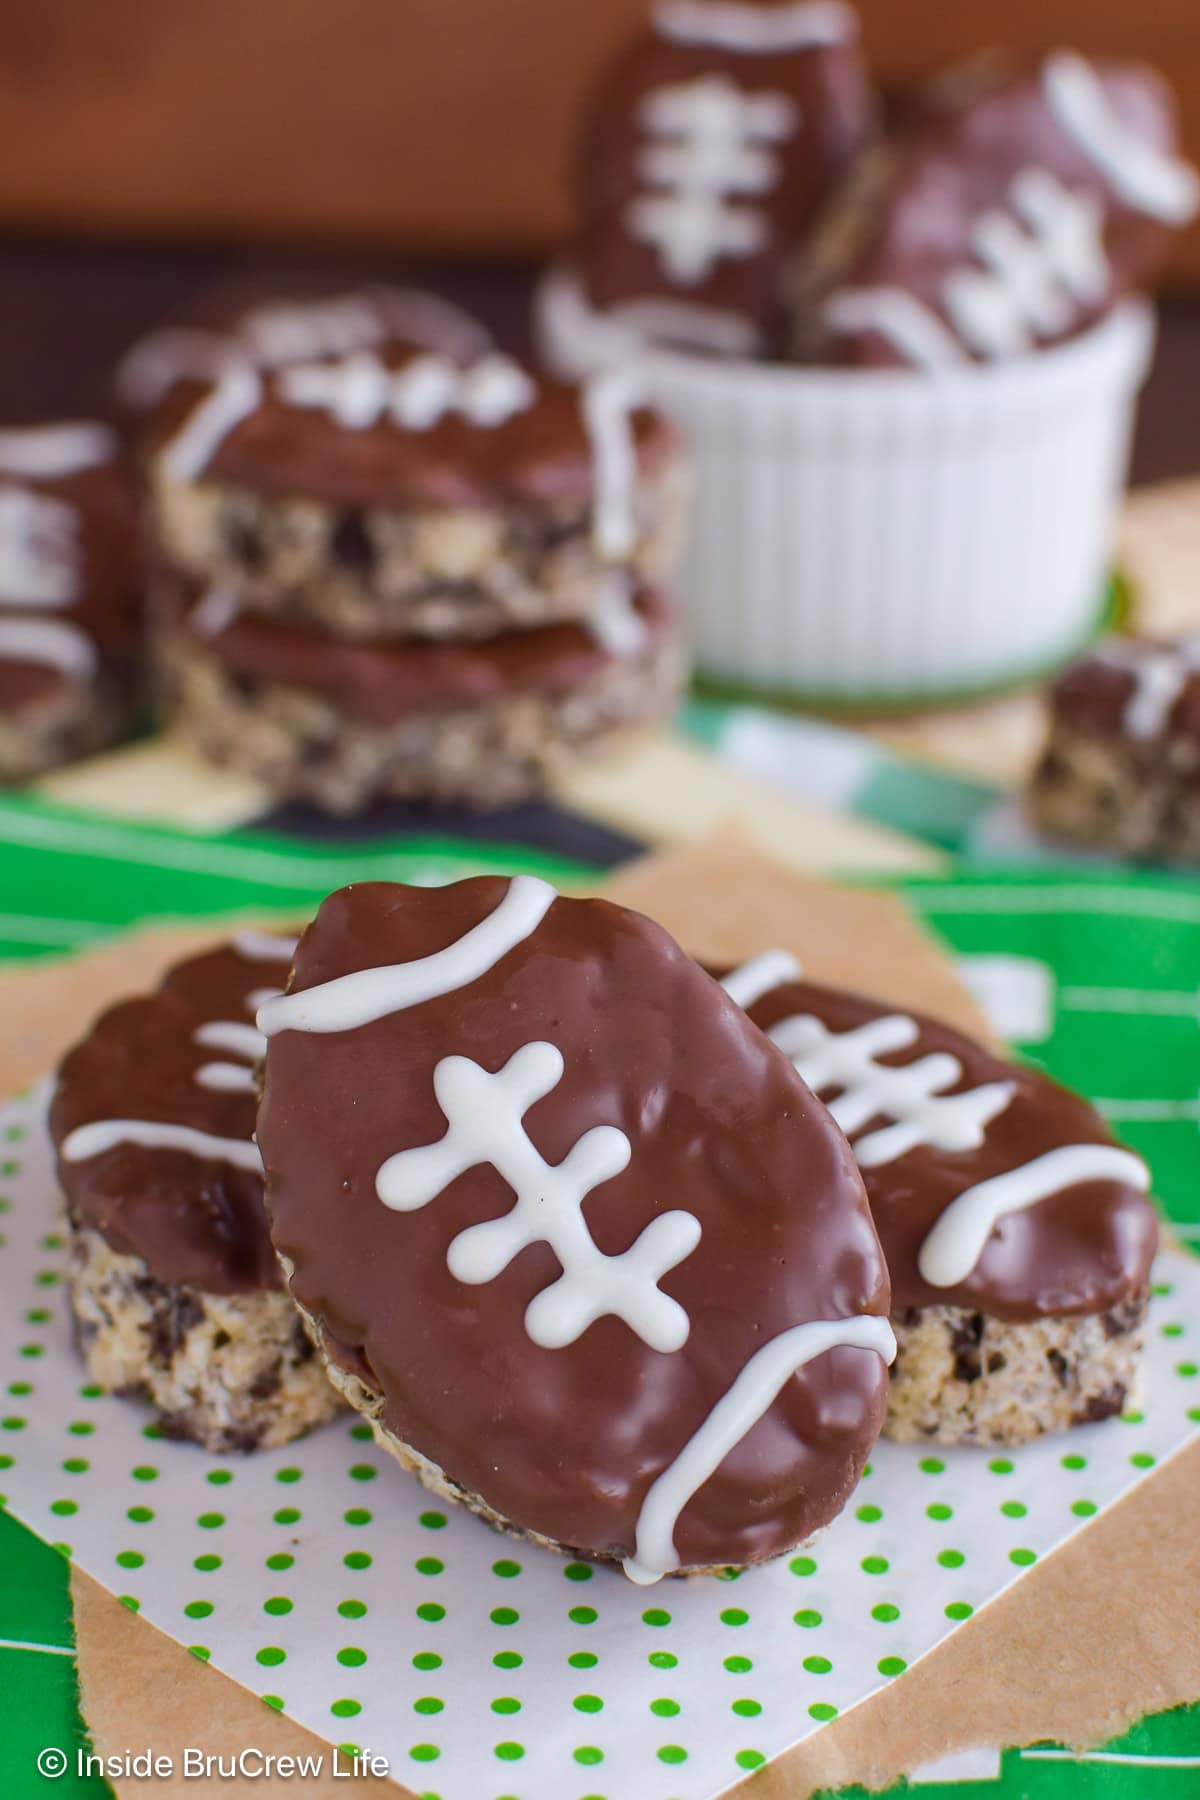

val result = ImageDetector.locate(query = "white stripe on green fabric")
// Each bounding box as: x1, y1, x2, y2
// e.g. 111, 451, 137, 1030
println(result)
1061, 986, 1200, 1016
1092, 1097, 1200, 1122
1022, 1750, 1200, 1767
0, 913, 110, 947
910, 885, 1200, 925
0, 805, 474, 893
0, 1638, 74, 1657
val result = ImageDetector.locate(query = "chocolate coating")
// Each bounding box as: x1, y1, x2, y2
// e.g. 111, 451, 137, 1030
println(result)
1050, 640, 1200, 744
51, 941, 295, 1295
577, 4, 871, 353
732, 973, 1157, 1320
258, 878, 891, 1570
156, 347, 676, 513
825, 54, 1193, 366
0, 430, 143, 714
178, 582, 672, 723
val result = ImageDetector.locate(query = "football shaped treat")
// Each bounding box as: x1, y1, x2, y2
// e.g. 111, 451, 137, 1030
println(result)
147, 326, 685, 642
719, 954, 1157, 1444
0, 422, 142, 781
164, 574, 682, 814
1031, 636, 1200, 862
571, 0, 872, 357
821, 50, 1198, 368
257, 876, 893, 1580
51, 937, 342, 1452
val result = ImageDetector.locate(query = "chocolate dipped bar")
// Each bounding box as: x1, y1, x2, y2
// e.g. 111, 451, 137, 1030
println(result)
719, 952, 1157, 1442
257, 875, 894, 1578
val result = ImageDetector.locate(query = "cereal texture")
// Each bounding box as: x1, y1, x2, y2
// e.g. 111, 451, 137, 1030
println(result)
0, 677, 129, 784
67, 1222, 341, 1453
1030, 722, 1200, 862
887, 1295, 1147, 1445
150, 451, 689, 642
166, 628, 684, 812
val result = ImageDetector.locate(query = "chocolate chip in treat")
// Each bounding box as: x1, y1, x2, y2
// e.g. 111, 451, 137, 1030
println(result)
258, 875, 893, 1578
147, 1290, 206, 1364
821, 51, 1197, 368
1074, 1384, 1126, 1425
951, 1313, 985, 1384
330, 509, 376, 573
1046, 1347, 1070, 1386
575, 0, 873, 357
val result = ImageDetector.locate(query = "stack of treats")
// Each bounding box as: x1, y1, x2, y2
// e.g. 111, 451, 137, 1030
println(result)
131, 289, 689, 813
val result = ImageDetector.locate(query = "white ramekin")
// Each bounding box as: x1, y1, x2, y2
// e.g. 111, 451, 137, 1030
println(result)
539, 269, 1156, 707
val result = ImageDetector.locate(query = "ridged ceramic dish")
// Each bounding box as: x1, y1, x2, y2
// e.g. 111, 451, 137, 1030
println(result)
539, 267, 1155, 707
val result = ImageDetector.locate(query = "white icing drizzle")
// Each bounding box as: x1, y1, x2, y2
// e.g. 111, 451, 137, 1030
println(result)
724, 952, 1151, 1289
0, 616, 96, 678
0, 476, 90, 672
278, 351, 535, 432
117, 290, 494, 411
1095, 636, 1200, 739
537, 264, 762, 372
257, 875, 555, 1038
0, 489, 79, 608
582, 371, 641, 561
944, 169, 1107, 359
241, 288, 493, 369
0, 423, 116, 478
114, 329, 239, 411
830, 169, 1110, 365
587, 573, 650, 658
377, 1042, 701, 1352
768, 1010, 1017, 1168
918, 1145, 1150, 1289
719, 949, 802, 1010
623, 1313, 896, 1583
825, 287, 969, 370
233, 930, 298, 962
629, 75, 796, 284
161, 362, 263, 485
193, 1063, 257, 1094
245, 986, 286, 1014
61, 1119, 264, 1172
195, 1019, 264, 1061
1043, 51, 1200, 226
189, 585, 241, 641
65, 939, 292, 1167
654, 0, 855, 53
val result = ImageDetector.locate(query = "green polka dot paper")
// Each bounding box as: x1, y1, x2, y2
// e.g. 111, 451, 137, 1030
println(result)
3, 1092, 1199, 1800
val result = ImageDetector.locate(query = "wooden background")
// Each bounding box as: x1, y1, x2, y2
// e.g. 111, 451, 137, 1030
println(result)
0, 0, 1199, 281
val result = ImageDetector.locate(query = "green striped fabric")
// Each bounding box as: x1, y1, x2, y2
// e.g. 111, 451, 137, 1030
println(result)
1, 794, 1197, 1797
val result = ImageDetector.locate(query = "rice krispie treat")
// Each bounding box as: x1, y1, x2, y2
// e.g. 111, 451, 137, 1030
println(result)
257, 876, 894, 1580
0, 423, 142, 781
719, 953, 1157, 1445
1030, 636, 1200, 861
546, 0, 871, 363
146, 325, 686, 642
50, 936, 342, 1453
164, 577, 683, 813
818, 51, 1198, 368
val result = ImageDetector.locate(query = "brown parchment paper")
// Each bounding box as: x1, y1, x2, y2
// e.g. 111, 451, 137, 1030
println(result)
1, 835, 1196, 1797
